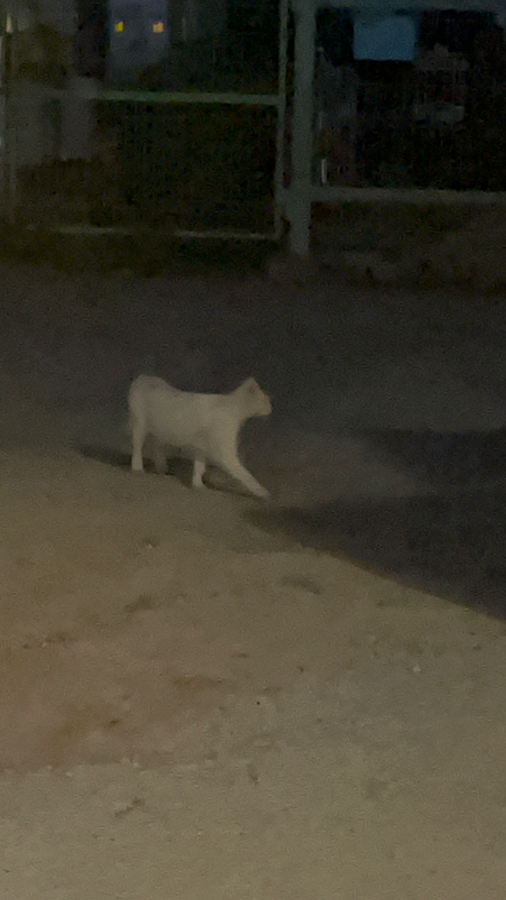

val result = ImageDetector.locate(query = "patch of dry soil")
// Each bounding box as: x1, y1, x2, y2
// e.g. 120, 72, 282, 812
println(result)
1, 264, 506, 898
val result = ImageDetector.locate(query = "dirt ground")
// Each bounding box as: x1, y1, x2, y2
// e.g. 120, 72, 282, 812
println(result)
1, 260, 506, 899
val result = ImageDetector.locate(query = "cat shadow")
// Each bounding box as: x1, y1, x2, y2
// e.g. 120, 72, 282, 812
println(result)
76, 443, 255, 496
77, 443, 192, 484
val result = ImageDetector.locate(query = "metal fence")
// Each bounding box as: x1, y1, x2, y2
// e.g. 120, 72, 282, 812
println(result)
0, 0, 289, 241
3, 3, 506, 255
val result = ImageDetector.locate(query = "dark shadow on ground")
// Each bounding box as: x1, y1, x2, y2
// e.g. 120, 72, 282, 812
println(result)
77, 443, 192, 484
77, 443, 253, 495
78, 445, 131, 469
368, 428, 506, 489
246, 430, 506, 619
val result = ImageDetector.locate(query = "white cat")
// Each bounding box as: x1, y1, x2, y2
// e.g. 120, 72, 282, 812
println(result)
128, 374, 272, 498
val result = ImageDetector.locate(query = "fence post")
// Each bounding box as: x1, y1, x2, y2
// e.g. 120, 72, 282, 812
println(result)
288, 0, 315, 256
4, 21, 17, 220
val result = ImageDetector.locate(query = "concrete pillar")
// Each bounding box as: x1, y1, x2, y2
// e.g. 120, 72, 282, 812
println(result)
288, 0, 315, 256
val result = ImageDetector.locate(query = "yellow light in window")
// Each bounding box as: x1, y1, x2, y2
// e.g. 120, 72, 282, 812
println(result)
152, 20, 164, 33
114, 20, 124, 32
6, 14, 13, 34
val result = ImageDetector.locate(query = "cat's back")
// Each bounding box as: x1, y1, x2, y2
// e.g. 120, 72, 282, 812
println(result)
129, 374, 182, 406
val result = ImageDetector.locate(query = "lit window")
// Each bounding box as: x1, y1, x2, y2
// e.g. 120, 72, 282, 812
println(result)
114, 20, 124, 33
6, 14, 13, 34
152, 20, 164, 33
